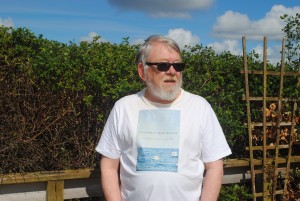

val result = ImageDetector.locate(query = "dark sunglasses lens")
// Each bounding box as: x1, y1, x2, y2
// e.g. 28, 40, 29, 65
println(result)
156, 63, 185, 72
173, 63, 185, 71
156, 63, 170, 71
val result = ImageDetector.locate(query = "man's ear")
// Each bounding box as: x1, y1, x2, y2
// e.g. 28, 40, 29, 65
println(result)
138, 63, 146, 82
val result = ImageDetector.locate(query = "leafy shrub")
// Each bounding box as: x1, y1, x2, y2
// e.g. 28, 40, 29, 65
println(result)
219, 183, 252, 201
0, 26, 299, 173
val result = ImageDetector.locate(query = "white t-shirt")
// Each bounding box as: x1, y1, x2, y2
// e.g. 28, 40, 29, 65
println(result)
96, 88, 232, 201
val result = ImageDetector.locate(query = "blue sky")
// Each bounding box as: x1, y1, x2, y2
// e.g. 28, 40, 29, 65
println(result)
1, 0, 299, 64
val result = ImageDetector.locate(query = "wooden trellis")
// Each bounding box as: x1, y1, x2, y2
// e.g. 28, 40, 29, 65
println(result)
242, 36, 300, 200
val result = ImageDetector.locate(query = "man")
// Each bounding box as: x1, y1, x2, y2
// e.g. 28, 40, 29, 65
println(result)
96, 35, 232, 201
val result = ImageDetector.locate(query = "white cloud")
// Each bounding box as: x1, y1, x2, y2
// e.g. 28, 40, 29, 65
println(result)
252, 44, 282, 65
166, 28, 200, 49
212, 5, 300, 41
130, 28, 200, 50
0, 17, 14, 27
207, 39, 284, 65
131, 38, 145, 46
208, 40, 242, 55
206, 39, 284, 65
79, 32, 107, 43
108, 0, 214, 18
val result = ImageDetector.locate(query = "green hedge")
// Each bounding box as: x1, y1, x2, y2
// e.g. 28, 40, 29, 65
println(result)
0, 26, 299, 173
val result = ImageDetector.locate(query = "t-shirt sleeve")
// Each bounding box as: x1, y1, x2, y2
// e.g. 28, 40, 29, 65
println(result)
200, 105, 232, 163
95, 105, 121, 159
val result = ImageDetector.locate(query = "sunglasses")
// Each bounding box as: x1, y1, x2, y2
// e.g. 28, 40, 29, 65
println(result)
145, 62, 185, 72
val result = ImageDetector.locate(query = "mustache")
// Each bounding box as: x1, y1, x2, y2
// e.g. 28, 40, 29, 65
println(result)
163, 77, 177, 82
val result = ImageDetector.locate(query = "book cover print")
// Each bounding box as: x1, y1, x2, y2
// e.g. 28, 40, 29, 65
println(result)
136, 109, 180, 172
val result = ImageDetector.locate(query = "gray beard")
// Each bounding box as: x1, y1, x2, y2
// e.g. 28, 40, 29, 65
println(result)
146, 77, 182, 102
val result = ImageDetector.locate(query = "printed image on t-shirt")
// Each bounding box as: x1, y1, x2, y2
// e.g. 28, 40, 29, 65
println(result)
136, 109, 180, 172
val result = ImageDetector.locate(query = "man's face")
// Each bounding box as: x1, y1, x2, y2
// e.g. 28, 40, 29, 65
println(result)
142, 42, 182, 103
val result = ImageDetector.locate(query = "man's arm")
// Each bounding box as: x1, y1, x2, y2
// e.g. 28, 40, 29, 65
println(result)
100, 155, 121, 201
200, 159, 224, 201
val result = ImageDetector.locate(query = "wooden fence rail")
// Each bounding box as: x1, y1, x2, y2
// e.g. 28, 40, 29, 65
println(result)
1, 157, 299, 201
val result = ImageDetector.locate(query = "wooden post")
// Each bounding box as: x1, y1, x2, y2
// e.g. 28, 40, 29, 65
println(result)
47, 180, 64, 201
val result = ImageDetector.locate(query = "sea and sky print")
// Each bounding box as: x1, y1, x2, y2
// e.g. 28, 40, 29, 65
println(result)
136, 109, 180, 172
